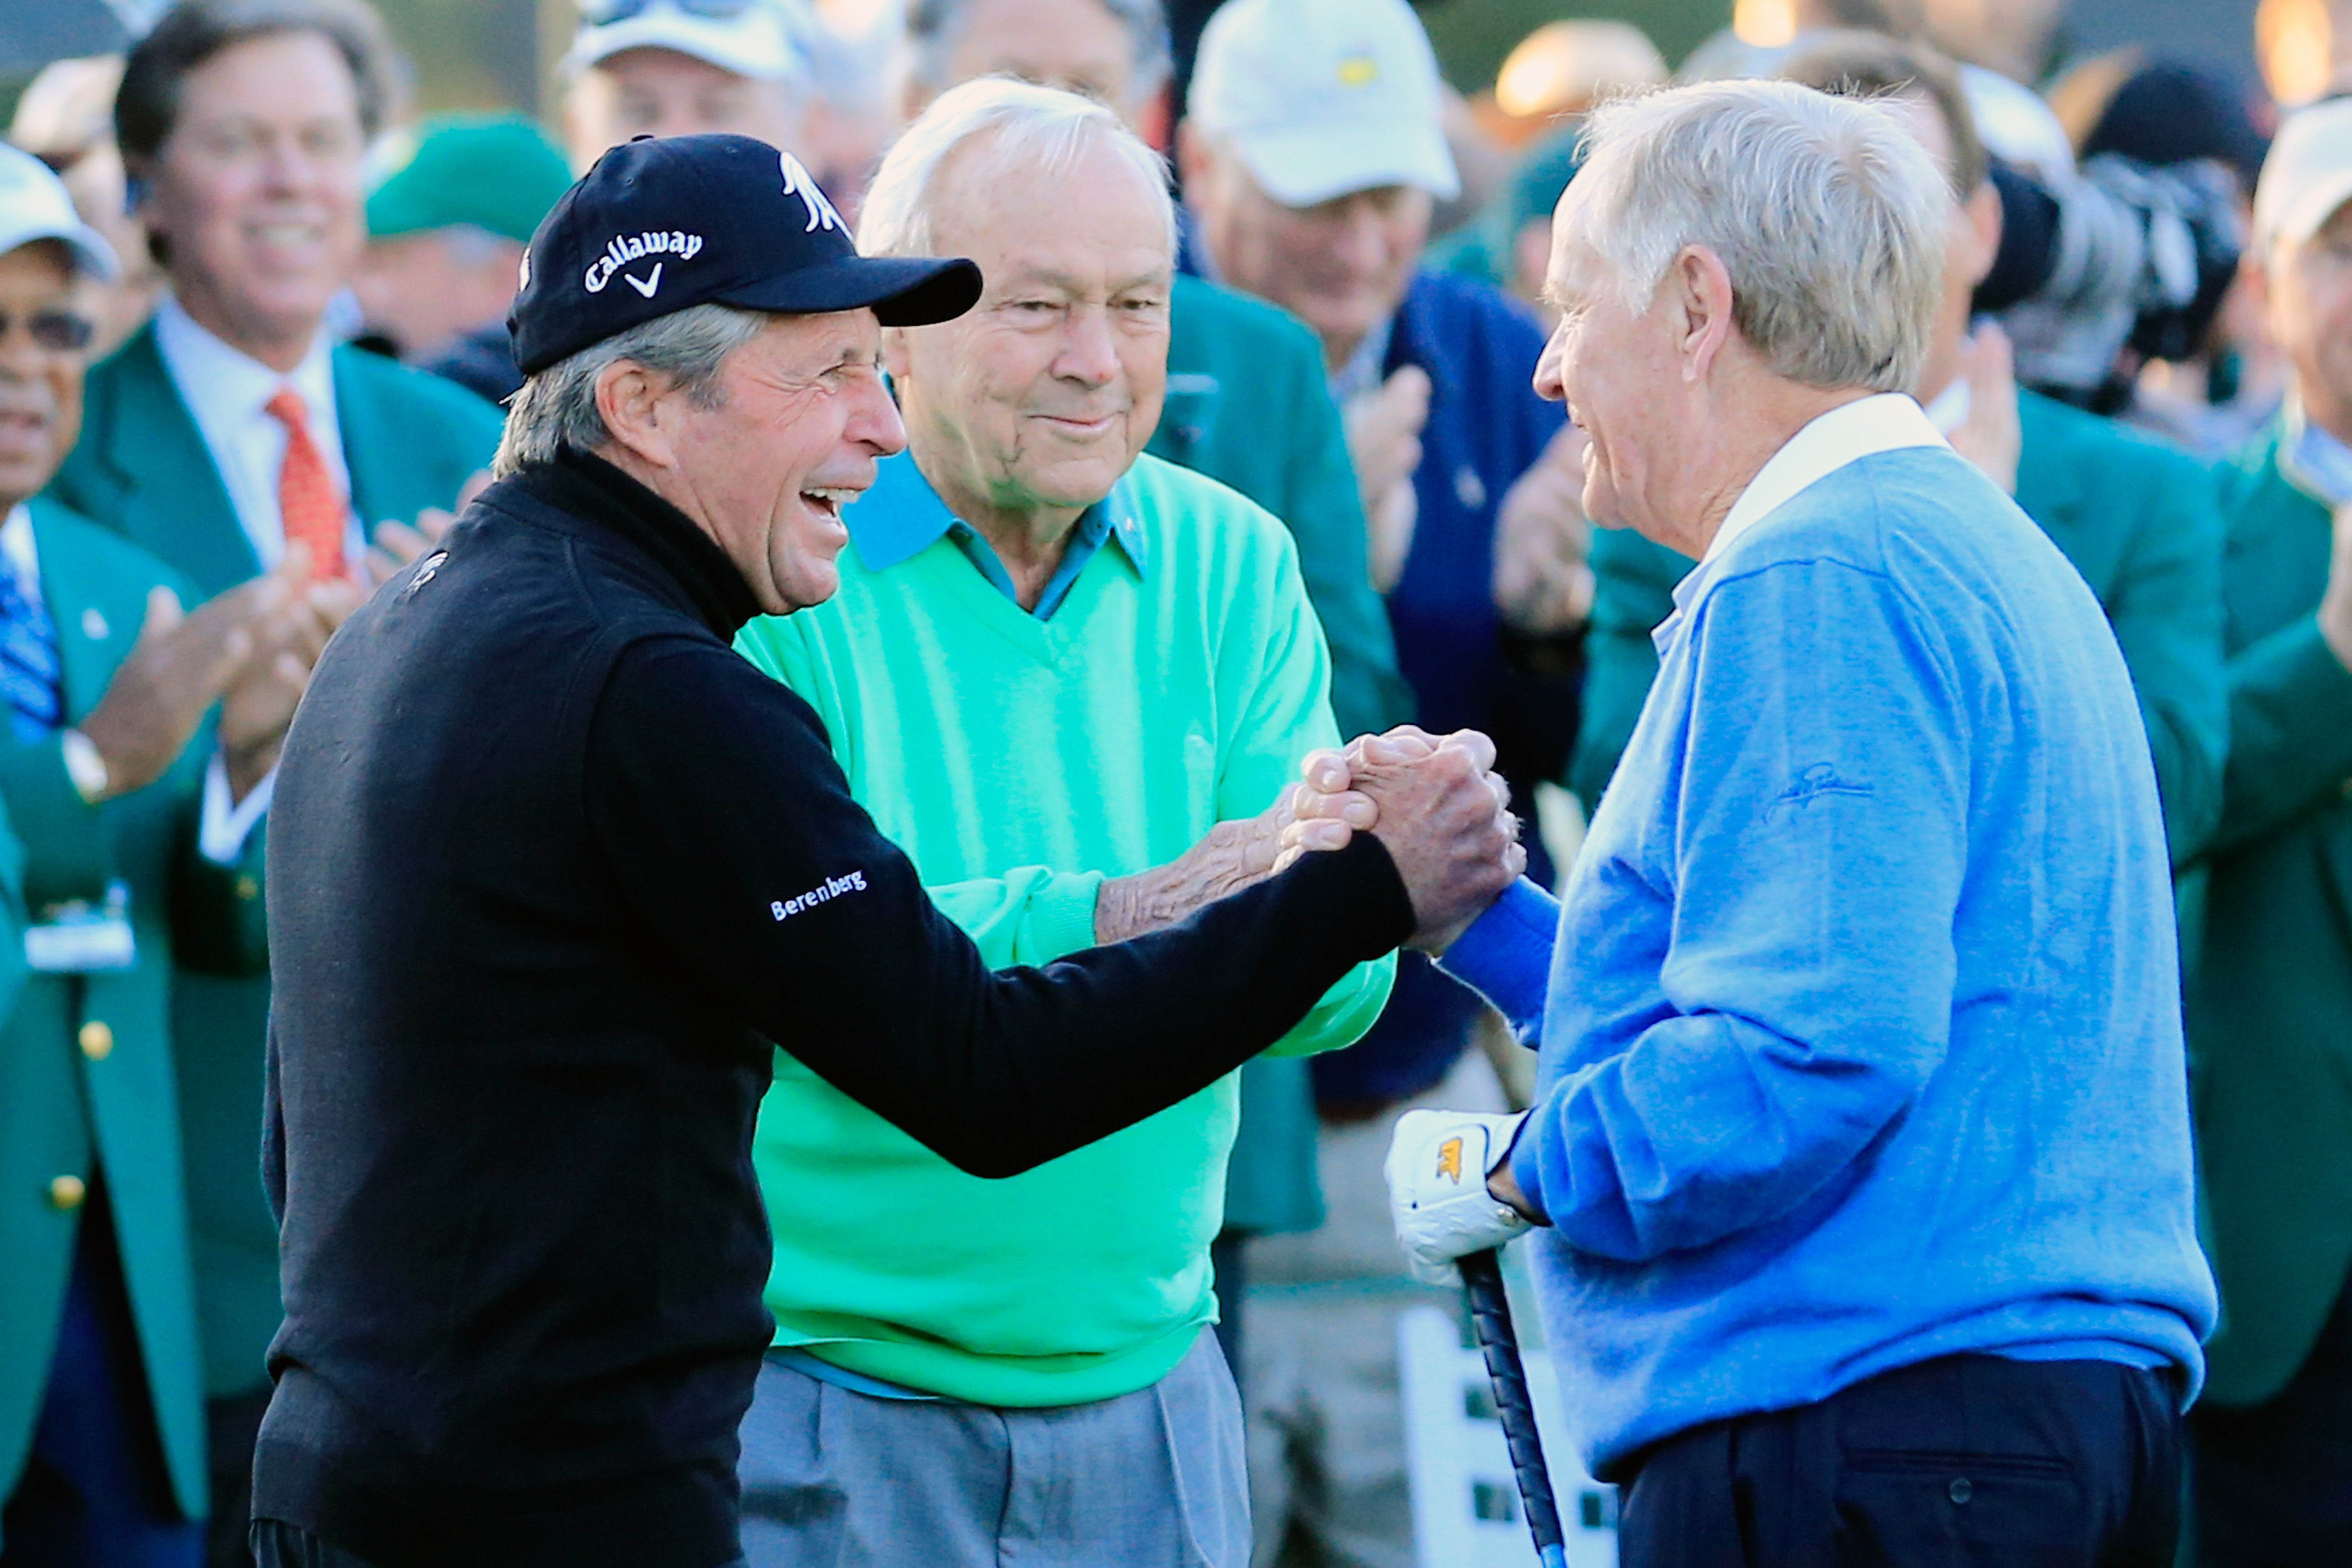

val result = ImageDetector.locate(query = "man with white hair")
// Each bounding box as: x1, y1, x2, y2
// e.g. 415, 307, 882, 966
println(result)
728, 79, 1515, 1567
892, 0, 1417, 1414
1341, 79, 2215, 1564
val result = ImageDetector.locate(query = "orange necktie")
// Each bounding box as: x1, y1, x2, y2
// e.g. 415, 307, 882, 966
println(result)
266, 387, 346, 581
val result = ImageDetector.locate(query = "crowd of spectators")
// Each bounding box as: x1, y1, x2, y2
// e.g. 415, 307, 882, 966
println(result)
0, 0, 2347, 1564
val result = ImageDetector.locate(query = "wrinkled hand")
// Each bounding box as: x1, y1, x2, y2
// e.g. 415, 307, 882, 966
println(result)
1386, 1108, 1537, 1287
1494, 424, 1595, 634
1945, 322, 2021, 497
1096, 779, 1364, 943
1347, 367, 1431, 593
76, 577, 280, 800
218, 546, 363, 800
1281, 727, 1519, 951
2323, 500, 2352, 674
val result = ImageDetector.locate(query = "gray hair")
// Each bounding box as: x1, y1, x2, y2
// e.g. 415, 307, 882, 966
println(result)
492, 304, 765, 476
1570, 78, 1949, 392
859, 75, 1174, 260
902, 0, 1171, 98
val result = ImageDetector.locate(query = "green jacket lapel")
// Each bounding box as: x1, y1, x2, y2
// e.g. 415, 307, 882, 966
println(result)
34, 512, 137, 724
89, 326, 260, 595
334, 344, 407, 529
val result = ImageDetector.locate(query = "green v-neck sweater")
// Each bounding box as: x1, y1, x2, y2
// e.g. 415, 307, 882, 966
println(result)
735, 451, 1395, 1406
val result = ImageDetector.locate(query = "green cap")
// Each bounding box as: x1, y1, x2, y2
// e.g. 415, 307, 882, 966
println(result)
365, 114, 575, 246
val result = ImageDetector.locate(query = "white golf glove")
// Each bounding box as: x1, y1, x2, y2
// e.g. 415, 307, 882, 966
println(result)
1386, 1108, 1535, 1288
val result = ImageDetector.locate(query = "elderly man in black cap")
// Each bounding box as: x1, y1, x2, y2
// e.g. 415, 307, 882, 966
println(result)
248, 134, 1518, 1568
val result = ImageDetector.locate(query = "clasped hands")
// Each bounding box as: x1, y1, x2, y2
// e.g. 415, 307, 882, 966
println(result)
1277, 725, 1524, 953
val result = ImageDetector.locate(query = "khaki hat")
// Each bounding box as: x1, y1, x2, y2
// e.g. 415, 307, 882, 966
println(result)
2255, 96, 2352, 248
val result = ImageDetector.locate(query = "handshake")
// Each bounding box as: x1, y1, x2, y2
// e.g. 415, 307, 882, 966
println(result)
1278, 725, 1524, 953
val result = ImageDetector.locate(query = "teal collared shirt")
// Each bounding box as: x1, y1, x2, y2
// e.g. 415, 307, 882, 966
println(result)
849, 451, 1149, 620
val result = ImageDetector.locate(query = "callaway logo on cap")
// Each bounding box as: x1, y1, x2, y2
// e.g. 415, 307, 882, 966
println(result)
509, 134, 980, 377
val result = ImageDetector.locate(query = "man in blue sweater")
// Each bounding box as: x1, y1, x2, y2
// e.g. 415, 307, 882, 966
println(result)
1294, 78, 2215, 1567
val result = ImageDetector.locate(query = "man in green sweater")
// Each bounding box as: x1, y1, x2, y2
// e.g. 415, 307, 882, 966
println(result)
892, 0, 1417, 1399
730, 79, 1484, 1566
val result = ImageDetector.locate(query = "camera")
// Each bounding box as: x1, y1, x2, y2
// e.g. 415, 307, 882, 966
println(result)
1974, 154, 2246, 412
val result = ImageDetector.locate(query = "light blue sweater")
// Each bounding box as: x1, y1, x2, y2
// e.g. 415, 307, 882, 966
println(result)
1445, 446, 2215, 1476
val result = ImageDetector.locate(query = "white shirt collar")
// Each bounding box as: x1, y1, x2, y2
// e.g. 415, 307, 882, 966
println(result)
1655, 393, 1948, 652
1, 503, 35, 593
153, 293, 338, 433
152, 294, 352, 569
2283, 396, 2352, 509
1698, 392, 1947, 568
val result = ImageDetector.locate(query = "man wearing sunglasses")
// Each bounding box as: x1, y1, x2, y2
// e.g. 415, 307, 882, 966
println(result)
0, 143, 307, 1568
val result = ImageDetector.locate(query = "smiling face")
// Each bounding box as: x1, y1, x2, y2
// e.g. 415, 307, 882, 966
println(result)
1531, 186, 1691, 545
885, 132, 1171, 536
648, 309, 908, 614
140, 29, 367, 370
1182, 140, 1430, 372
566, 48, 809, 167
0, 243, 93, 510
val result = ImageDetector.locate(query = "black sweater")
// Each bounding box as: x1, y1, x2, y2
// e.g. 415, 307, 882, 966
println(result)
252, 451, 1413, 1568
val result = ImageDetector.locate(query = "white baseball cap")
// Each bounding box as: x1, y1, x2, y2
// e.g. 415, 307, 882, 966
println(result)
1190, 0, 1460, 208
0, 144, 118, 282
565, 0, 812, 85
2256, 96, 2352, 249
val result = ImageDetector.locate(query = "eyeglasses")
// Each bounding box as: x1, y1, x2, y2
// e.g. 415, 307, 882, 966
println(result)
576, 0, 756, 24
0, 309, 96, 353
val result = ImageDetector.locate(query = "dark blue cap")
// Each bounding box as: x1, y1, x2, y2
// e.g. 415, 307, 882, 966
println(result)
509, 133, 981, 376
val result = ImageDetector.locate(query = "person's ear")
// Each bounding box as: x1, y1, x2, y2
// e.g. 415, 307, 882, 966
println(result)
593, 359, 682, 470
2241, 242, 2274, 331
1173, 119, 1209, 197
559, 75, 611, 175
1674, 244, 1737, 383
880, 324, 914, 384
1960, 180, 2002, 289
1133, 77, 1172, 154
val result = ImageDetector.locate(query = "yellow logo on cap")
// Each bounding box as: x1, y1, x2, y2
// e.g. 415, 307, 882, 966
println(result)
1338, 54, 1380, 87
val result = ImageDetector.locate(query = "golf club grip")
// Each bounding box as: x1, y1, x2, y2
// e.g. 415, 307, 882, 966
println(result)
1460, 1248, 1568, 1565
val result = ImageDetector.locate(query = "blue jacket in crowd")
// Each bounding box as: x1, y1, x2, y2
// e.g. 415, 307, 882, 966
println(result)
1441, 419, 2215, 1475
1316, 268, 1569, 1111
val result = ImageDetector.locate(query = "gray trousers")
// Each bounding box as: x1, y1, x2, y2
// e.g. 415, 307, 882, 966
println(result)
738, 1331, 1249, 1568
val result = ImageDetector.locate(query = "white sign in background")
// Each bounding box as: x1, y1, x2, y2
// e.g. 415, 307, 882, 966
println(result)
1398, 1302, 1620, 1568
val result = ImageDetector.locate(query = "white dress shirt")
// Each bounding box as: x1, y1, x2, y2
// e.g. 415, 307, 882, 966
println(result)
4, 502, 265, 863
152, 294, 362, 568
1657, 392, 1950, 654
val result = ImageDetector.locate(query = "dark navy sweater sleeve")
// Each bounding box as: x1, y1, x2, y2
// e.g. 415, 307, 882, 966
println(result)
584, 634, 1417, 1180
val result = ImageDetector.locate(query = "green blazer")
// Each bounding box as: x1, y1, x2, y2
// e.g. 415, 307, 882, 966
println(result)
1148, 275, 1413, 1238
1152, 274, 1414, 747
48, 324, 502, 1397
1568, 388, 2230, 868
0, 499, 269, 1533
2187, 424, 2352, 1406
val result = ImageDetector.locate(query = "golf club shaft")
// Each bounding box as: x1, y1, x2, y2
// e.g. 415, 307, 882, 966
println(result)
1460, 1247, 1567, 1568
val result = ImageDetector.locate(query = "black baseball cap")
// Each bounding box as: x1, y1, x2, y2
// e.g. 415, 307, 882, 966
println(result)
509, 133, 981, 376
